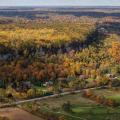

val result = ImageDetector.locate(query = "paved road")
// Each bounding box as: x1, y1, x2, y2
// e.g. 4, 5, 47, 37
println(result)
0, 86, 107, 108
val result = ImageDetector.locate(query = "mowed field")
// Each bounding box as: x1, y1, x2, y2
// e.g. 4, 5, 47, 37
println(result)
0, 107, 44, 120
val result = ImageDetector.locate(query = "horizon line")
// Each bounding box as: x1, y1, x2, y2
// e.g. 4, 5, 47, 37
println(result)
0, 5, 120, 7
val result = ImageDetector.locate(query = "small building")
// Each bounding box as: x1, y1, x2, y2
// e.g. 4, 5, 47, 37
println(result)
15, 81, 33, 92
23, 81, 32, 88
43, 81, 53, 87
106, 74, 115, 78
79, 75, 89, 80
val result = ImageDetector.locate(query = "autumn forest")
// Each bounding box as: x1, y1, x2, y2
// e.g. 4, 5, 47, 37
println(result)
0, 7, 120, 120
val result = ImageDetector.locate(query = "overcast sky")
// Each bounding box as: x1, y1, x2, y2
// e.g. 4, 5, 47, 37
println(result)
0, 0, 120, 6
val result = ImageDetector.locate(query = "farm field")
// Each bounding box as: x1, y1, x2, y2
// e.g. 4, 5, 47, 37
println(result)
21, 88, 120, 120
0, 107, 43, 120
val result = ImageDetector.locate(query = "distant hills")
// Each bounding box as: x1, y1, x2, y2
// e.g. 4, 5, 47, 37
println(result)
0, 6, 120, 19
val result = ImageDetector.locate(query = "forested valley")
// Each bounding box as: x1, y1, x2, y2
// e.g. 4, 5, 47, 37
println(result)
0, 8, 120, 100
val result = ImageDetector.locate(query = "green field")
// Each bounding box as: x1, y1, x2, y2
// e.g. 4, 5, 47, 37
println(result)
22, 89, 120, 120
94, 88, 120, 104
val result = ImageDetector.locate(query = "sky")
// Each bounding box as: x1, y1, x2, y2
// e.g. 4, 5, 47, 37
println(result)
0, 0, 120, 6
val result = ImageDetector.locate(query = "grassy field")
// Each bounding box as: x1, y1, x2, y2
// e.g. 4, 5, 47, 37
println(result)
36, 93, 96, 108
22, 89, 120, 120
94, 88, 120, 104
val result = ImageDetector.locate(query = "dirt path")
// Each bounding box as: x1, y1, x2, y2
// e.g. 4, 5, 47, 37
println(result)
0, 107, 44, 120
